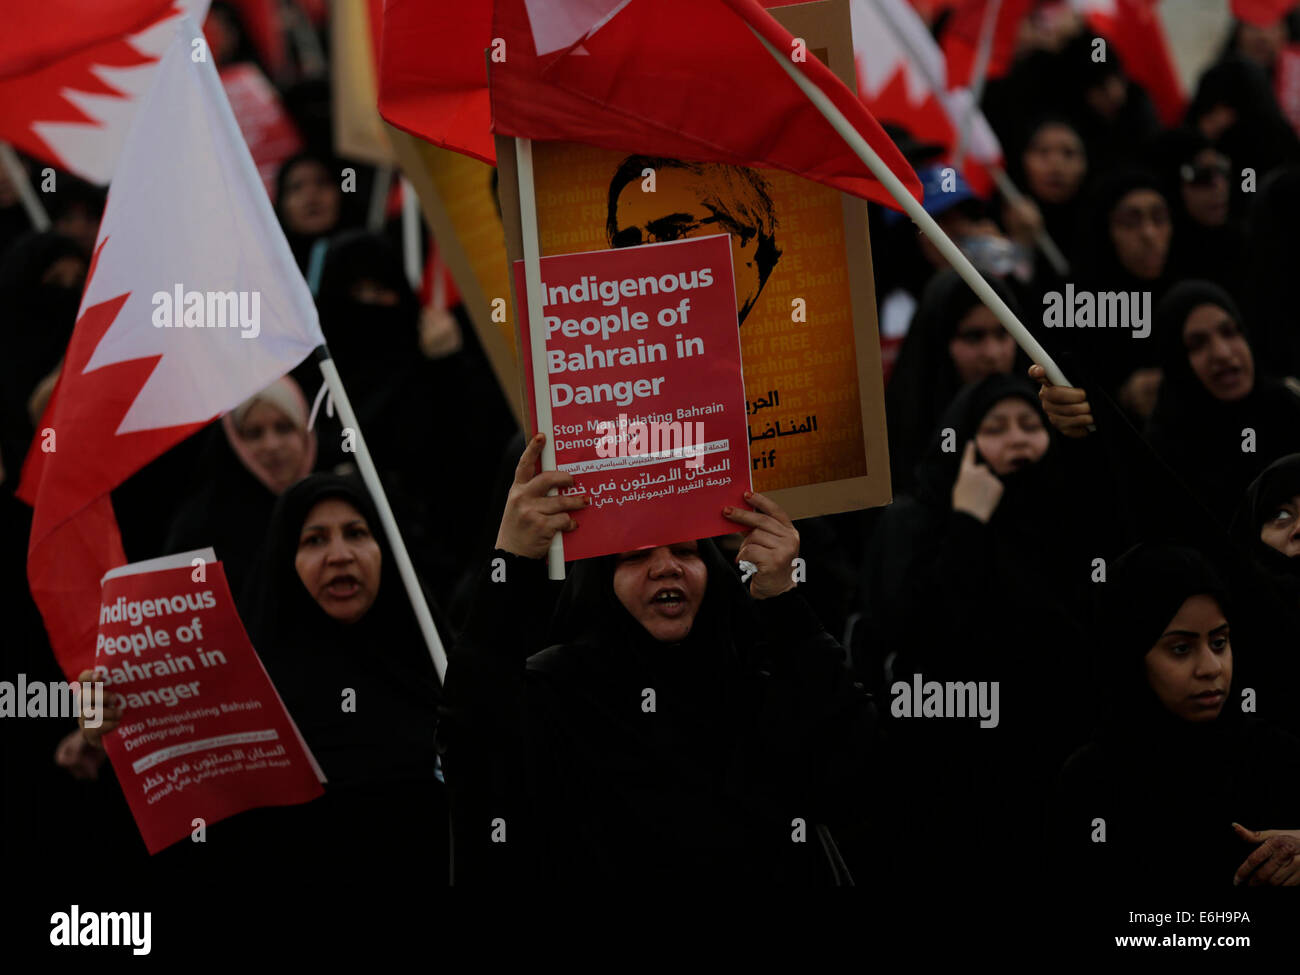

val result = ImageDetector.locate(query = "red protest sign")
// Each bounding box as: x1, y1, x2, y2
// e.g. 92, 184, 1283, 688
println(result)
94, 552, 324, 854
516, 233, 752, 560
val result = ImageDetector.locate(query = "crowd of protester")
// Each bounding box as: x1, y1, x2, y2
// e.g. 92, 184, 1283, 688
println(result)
4, 1, 1300, 899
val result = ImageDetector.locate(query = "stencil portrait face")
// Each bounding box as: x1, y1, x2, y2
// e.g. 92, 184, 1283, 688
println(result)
608, 158, 781, 325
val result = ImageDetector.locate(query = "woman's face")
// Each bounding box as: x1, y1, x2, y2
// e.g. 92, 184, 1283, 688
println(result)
280, 161, 340, 237
948, 305, 1016, 384
1023, 124, 1086, 204
1259, 491, 1300, 558
974, 397, 1050, 476
238, 400, 305, 493
1180, 148, 1231, 227
294, 498, 382, 623
1183, 303, 1253, 402
1109, 188, 1171, 280
613, 540, 709, 643
1143, 594, 1232, 722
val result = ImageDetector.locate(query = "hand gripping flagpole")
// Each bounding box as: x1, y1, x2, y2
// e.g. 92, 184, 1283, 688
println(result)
745, 23, 1075, 392
515, 137, 566, 581
315, 346, 448, 682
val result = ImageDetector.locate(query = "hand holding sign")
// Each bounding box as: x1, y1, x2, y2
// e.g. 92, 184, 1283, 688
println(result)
495, 433, 589, 559
723, 491, 800, 599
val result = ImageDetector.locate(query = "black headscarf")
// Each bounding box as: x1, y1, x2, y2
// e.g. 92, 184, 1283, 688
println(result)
1076, 168, 1176, 297
1092, 542, 1232, 735
1231, 454, 1300, 591
274, 150, 344, 272
1187, 56, 1300, 177
885, 269, 1023, 493
1244, 165, 1300, 378
1145, 280, 1300, 522
240, 473, 440, 789
1152, 127, 1247, 299
0, 231, 87, 473
911, 373, 1058, 532
1053, 542, 1300, 892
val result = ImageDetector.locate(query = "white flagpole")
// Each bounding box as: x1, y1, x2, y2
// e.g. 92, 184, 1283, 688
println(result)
515, 138, 566, 581
745, 23, 1075, 390
401, 175, 422, 290
954, 0, 1002, 169
867, 0, 1069, 277
315, 347, 449, 682
0, 144, 51, 231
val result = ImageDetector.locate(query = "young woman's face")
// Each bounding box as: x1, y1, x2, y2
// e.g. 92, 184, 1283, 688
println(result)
294, 498, 382, 623
238, 400, 305, 493
1260, 491, 1300, 558
1023, 123, 1086, 204
613, 540, 709, 643
280, 160, 340, 236
974, 397, 1050, 476
1183, 303, 1254, 402
1143, 594, 1232, 722
1109, 188, 1171, 280
948, 305, 1016, 384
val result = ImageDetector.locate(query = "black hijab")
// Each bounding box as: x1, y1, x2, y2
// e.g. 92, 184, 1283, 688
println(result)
1146, 280, 1300, 522
240, 473, 440, 789
541, 541, 758, 771
1153, 126, 1247, 299
0, 232, 86, 471
274, 150, 343, 272
885, 269, 1023, 493
911, 373, 1060, 537
1244, 165, 1300, 378
1231, 453, 1300, 594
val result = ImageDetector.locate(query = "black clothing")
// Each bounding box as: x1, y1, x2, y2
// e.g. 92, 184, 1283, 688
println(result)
884, 269, 1024, 494
235, 473, 446, 878
442, 544, 879, 886
1145, 280, 1300, 523
864, 375, 1118, 893
1056, 543, 1300, 890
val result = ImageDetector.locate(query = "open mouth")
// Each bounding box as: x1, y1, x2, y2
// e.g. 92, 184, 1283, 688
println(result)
650, 587, 687, 616
324, 575, 361, 599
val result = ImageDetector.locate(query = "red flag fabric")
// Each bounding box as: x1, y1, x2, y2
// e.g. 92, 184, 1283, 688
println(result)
940, 0, 1035, 88
1079, 0, 1186, 128
1, 0, 174, 79
380, 0, 921, 209
18, 18, 325, 677
1232, 0, 1297, 26
378, 0, 496, 164
0, 2, 204, 182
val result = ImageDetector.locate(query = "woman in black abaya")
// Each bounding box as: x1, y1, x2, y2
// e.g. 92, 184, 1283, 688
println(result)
1145, 281, 1300, 524
864, 375, 1119, 894
234, 473, 446, 881
443, 435, 879, 886
884, 269, 1024, 494
1056, 543, 1300, 890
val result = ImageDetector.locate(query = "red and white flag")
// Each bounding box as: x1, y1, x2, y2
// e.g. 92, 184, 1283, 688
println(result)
18, 16, 324, 677
380, 0, 921, 209
852, 0, 1002, 193
0, 0, 211, 184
